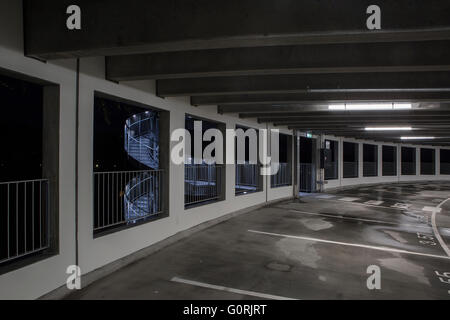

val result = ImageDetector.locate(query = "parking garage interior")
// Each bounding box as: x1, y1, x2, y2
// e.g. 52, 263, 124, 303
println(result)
1, 0, 450, 302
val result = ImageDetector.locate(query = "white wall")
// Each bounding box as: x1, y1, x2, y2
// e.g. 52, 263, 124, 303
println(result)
321, 134, 450, 191
2, 0, 450, 300
0, 0, 77, 300
0, 1, 293, 299
77, 62, 294, 274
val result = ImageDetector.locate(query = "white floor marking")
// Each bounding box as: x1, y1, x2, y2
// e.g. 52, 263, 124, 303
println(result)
171, 277, 298, 300
317, 198, 403, 210
338, 197, 360, 202
364, 200, 384, 206
288, 209, 431, 230
431, 198, 450, 257
339, 192, 433, 206
248, 230, 450, 260
391, 203, 412, 210
315, 194, 335, 199
423, 206, 442, 213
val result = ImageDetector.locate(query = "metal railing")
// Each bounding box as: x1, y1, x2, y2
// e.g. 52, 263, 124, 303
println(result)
185, 164, 222, 206
236, 163, 261, 194
124, 112, 159, 169
324, 162, 338, 180
363, 161, 378, 177
299, 163, 316, 193
0, 179, 49, 265
271, 163, 292, 188
382, 162, 397, 176
94, 170, 163, 234
343, 161, 359, 178
401, 162, 416, 175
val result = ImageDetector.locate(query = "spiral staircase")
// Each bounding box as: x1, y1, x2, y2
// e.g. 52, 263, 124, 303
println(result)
124, 111, 160, 222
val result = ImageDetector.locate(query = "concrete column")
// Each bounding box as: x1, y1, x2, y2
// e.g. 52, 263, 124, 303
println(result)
293, 133, 300, 197
437, 148, 441, 177
43, 85, 60, 254
397, 144, 402, 181
339, 137, 343, 187
170, 110, 185, 227
159, 109, 171, 216
416, 147, 420, 177
217, 122, 227, 201
359, 142, 363, 179
225, 120, 236, 201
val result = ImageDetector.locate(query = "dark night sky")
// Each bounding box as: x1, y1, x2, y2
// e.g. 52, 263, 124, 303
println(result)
442, 149, 450, 164
421, 148, 435, 163
382, 146, 397, 163
94, 96, 159, 172
300, 137, 313, 163
401, 147, 416, 163
0, 74, 43, 182
363, 144, 378, 163
343, 142, 358, 162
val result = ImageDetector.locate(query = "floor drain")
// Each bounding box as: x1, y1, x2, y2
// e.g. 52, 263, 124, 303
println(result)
266, 262, 292, 272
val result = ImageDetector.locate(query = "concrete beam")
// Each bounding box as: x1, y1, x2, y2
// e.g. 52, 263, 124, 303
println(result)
274, 120, 450, 126
291, 131, 450, 144
242, 110, 450, 119
218, 103, 450, 114
267, 115, 450, 123
106, 41, 450, 81
24, 0, 450, 59
297, 130, 450, 136
193, 92, 450, 106
157, 72, 450, 96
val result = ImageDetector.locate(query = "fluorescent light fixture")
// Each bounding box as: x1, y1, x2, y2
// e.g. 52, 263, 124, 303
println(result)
401, 136, 435, 140
328, 104, 345, 110
365, 127, 412, 131
393, 103, 412, 109
329, 103, 412, 111
346, 103, 393, 110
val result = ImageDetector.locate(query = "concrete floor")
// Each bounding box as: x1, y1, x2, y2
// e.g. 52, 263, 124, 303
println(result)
67, 182, 450, 300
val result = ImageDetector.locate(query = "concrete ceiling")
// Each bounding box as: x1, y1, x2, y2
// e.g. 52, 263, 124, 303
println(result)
23, 0, 450, 145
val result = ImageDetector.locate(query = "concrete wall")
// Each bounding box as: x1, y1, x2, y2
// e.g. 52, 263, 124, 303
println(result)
0, 1, 293, 299
321, 135, 450, 191
1, 0, 450, 300
0, 0, 77, 300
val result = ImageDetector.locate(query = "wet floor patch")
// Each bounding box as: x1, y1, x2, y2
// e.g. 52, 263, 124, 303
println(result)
299, 217, 334, 231
266, 261, 292, 272
67, 181, 450, 300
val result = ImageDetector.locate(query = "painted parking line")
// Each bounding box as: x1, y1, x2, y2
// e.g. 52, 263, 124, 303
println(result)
391, 203, 412, 210
247, 230, 450, 260
431, 198, 450, 257
338, 197, 360, 202
315, 194, 336, 199
423, 206, 442, 213
364, 200, 384, 206
336, 191, 433, 206
171, 277, 298, 300
288, 209, 431, 230
317, 198, 403, 210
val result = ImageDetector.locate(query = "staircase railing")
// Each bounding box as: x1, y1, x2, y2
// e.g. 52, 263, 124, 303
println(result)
124, 170, 163, 222
124, 111, 159, 169
93, 170, 163, 233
